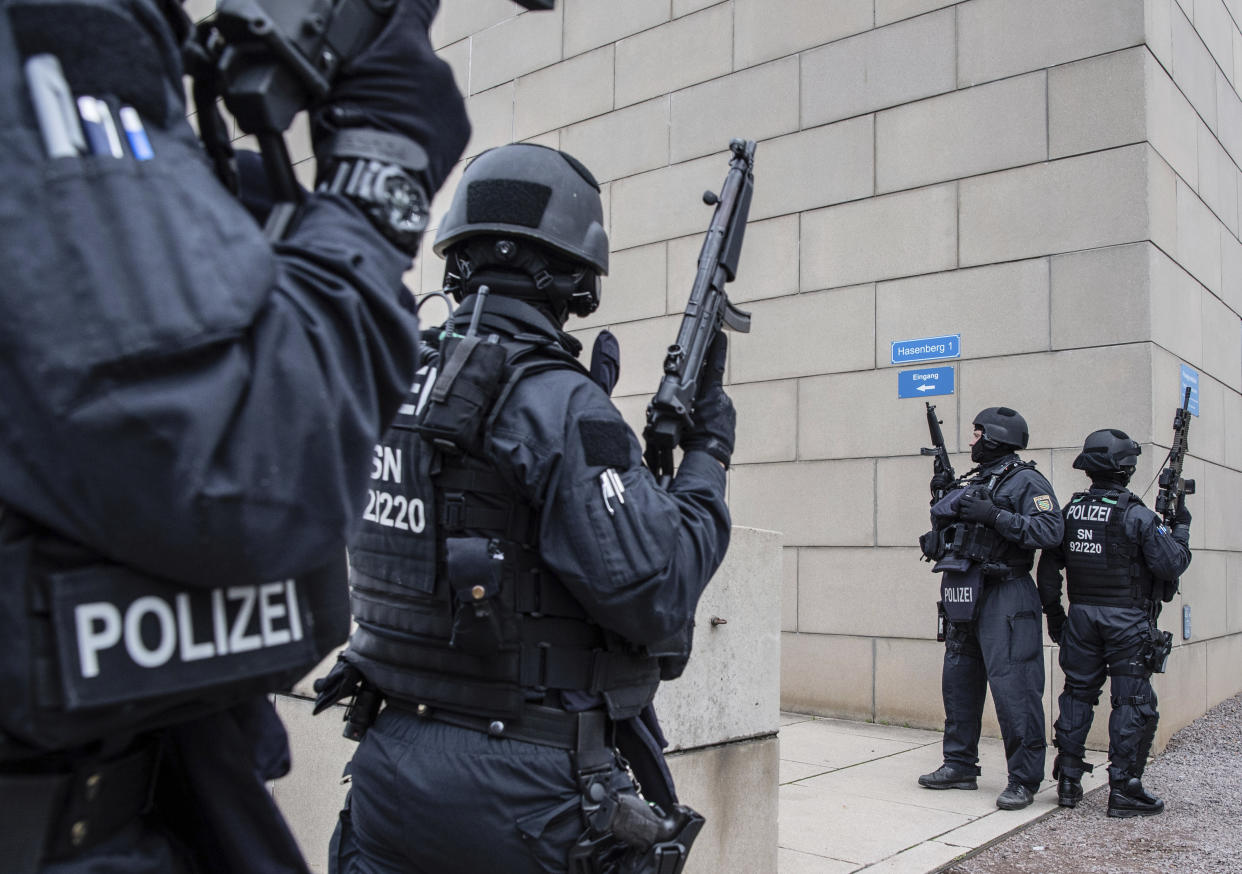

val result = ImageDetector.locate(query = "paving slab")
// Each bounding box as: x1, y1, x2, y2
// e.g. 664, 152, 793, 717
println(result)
785, 715, 951, 746
780, 720, 928, 770
859, 840, 970, 873
778, 847, 860, 874
780, 782, 973, 865
781, 758, 836, 784
777, 712, 1110, 874
796, 740, 1025, 817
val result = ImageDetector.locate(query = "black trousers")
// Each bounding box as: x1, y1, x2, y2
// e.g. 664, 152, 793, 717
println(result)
1053, 603, 1158, 783
330, 707, 631, 874
941, 574, 1046, 789
14, 697, 306, 874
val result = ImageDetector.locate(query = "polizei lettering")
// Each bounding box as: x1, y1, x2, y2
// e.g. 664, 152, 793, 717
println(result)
1066, 502, 1111, 522
73, 580, 304, 679
943, 586, 974, 603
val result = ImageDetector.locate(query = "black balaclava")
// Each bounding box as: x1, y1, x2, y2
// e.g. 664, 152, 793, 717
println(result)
971, 438, 1013, 465
1089, 469, 1133, 489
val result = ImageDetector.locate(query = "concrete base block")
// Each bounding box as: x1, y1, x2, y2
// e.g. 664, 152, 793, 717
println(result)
668, 734, 781, 874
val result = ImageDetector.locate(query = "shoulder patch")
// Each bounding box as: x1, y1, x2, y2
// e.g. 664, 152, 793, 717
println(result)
1033, 494, 1053, 512
579, 418, 630, 468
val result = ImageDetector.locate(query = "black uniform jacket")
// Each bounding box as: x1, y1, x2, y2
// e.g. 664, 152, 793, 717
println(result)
455, 295, 732, 645
974, 453, 1065, 555
0, 0, 469, 586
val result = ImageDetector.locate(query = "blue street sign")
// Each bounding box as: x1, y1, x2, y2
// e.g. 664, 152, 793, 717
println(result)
898, 366, 955, 399
1180, 364, 1199, 417
891, 334, 960, 365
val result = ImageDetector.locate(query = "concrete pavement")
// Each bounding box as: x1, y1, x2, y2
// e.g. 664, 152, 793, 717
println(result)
777, 712, 1108, 873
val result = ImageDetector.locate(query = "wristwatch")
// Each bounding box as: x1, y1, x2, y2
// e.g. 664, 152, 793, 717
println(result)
319, 129, 431, 254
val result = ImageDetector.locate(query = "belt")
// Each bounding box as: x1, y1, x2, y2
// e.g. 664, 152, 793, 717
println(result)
396, 702, 610, 752
981, 562, 1031, 581
0, 741, 160, 871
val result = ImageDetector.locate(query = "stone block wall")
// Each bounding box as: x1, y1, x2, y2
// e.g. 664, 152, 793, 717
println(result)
409, 0, 1242, 748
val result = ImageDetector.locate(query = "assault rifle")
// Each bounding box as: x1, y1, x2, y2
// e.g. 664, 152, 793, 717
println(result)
1155, 386, 1196, 527
188, 0, 552, 235
643, 139, 756, 486
921, 402, 956, 502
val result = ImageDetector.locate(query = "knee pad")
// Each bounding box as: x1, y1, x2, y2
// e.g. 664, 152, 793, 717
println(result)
1068, 687, 1101, 706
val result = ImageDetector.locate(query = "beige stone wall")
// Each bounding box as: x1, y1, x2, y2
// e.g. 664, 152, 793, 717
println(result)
409, 0, 1242, 749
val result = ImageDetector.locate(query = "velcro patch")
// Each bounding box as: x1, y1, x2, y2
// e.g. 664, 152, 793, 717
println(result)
579, 418, 630, 468
467, 179, 551, 228
1033, 495, 1053, 512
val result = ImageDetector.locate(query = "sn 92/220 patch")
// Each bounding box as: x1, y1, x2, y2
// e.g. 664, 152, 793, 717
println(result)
1033, 495, 1054, 512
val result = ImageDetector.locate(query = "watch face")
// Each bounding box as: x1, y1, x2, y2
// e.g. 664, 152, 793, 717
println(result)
376, 166, 429, 234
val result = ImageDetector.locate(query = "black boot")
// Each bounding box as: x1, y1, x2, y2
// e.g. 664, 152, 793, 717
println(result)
996, 780, 1035, 810
918, 763, 978, 790
1107, 777, 1164, 818
1057, 775, 1083, 808
1052, 753, 1088, 808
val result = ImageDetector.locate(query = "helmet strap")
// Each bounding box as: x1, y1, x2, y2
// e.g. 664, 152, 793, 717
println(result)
445, 239, 599, 318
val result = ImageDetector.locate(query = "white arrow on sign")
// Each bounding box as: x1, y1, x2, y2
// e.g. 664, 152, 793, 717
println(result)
918, 384, 936, 391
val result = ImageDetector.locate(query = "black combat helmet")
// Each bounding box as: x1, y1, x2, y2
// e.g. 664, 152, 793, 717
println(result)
1073, 428, 1141, 477
973, 406, 1029, 451
433, 143, 608, 317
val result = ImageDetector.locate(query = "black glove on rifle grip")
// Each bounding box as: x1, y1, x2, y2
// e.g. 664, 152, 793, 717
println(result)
681, 332, 735, 468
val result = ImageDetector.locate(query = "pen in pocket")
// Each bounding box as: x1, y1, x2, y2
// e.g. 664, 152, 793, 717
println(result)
119, 106, 154, 161
96, 99, 124, 158
24, 54, 84, 158
77, 95, 111, 156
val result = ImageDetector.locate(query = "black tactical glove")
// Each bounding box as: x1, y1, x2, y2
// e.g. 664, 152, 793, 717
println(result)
681, 332, 735, 468
930, 471, 955, 495
311, 655, 365, 715
589, 330, 621, 397
1171, 502, 1191, 545
1045, 607, 1066, 644
958, 488, 1001, 526
311, 0, 470, 194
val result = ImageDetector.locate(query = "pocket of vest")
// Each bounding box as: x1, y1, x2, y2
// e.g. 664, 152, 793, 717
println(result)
417, 338, 507, 455
46, 564, 320, 710
447, 537, 514, 656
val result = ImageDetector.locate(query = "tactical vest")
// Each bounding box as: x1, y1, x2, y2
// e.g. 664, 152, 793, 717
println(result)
1061, 490, 1154, 607
344, 335, 662, 722
0, 507, 348, 761
943, 460, 1036, 574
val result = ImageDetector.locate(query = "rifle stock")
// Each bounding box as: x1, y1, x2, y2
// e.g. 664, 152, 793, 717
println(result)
644, 139, 756, 485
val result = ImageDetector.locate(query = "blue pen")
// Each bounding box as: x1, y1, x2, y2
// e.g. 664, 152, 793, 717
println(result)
119, 106, 154, 161
95, 99, 124, 158
77, 95, 110, 156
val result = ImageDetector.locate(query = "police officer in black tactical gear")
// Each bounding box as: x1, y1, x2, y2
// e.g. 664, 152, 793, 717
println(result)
0, 0, 468, 870
918, 407, 1064, 811
1037, 429, 1191, 818
313, 142, 735, 874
